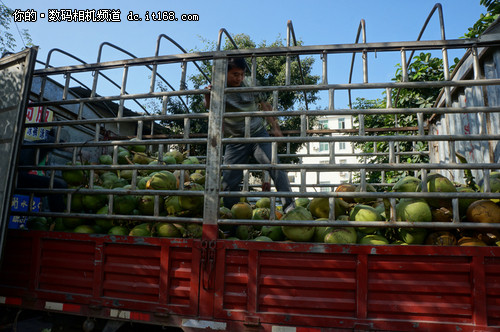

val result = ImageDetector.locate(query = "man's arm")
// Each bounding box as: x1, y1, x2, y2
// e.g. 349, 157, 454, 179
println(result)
260, 101, 283, 137
204, 85, 212, 109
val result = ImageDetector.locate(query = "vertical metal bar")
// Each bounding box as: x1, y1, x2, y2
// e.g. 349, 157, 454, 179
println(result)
244, 117, 251, 138
360, 168, 367, 192
389, 141, 395, 164
421, 171, 428, 192
203, 57, 226, 231
62, 73, 71, 100
449, 141, 456, 163
150, 61, 158, 93
180, 61, 187, 90
328, 89, 335, 111
285, 55, 291, 86
300, 114, 307, 137
483, 170, 491, 193
137, 120, 143, 140
400, 49, 408, 82
300, 169, 306, 192
271, 142, 278, 165
286, 25, 291, 86
77, 102, 84, 120
251, 57, 257, 86
358, 114, 365, 136
121, 66, 129, 94
362, 49, 368, 83
389, 198, 397, 222
130, 170, 138, 190
322, 52, 328, 85
184, 117, 191, 153
417, 112, 424, 136
386, 88, 392, 108
329, 142, 336, 164
273, 91, 279, 110
243, 170, 249, 192
442, 47, 451, 107
91, 69, 99, 98
95, 123, 100, 142
162, 96, 168, 115
328, 197, 336, 220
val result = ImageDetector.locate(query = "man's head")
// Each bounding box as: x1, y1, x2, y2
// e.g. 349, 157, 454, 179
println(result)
227, 57, 247, 87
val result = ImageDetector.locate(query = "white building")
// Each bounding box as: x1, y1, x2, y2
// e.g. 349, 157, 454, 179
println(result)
288, 114, 359, 193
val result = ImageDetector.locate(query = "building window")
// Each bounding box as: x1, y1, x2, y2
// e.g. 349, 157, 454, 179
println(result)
319, 119, 329, 129
338, 118, 345, 129
288, 175, 296, 183
319, 181, 331, 192
319, 142, 329, 152
338, 142, 346, 150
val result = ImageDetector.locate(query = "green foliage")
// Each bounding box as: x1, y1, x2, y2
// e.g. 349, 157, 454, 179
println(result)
393, 52, 447, 109
0, 4, 32, 55
463, 0, 500, 39
351, 52, 454, 185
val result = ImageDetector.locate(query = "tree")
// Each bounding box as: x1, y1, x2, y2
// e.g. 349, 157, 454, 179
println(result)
351, 52, 451, 185
463, 0, 500, 38
157, 33, 320, 163
0, 4, 32, 55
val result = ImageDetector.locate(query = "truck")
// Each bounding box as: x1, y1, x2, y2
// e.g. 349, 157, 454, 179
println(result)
1, 11, 500, 332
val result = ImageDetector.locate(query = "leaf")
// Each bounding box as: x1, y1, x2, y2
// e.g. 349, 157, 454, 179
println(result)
455, 152, 478, 189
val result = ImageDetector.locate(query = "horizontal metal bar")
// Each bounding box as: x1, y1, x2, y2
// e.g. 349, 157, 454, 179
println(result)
217, 219, 500, 230
217, 162, 500, 171
222, 134, 500, 144
33, 38, 492, 76
28, 88, 208, 107
10, 210, 203, 224
226, 78, 500, 94
220, 190, 500, 200
24, 113, 209, 128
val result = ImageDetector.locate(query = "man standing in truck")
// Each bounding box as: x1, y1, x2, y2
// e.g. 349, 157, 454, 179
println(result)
204, 57, 295, 213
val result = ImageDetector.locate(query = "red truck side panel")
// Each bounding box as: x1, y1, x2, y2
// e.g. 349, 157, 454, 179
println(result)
3, 230, 500, 331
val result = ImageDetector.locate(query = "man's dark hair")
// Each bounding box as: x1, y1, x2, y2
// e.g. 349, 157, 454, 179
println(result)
227, 57, 247, 71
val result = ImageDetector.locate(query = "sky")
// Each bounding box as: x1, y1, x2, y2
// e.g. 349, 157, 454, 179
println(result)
6, 0, 489, 110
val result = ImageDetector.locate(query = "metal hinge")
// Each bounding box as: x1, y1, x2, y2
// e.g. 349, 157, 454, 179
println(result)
201, 239, 217, 291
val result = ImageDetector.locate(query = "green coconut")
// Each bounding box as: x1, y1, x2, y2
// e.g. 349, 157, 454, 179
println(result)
295, 198, 311, 209
147, 171, 177, 190
178, 182, 204, 212
281, 206, 315, 242
165, 150, 184, 164
108, 225, 129, 236
255, 197, 271, 209
396, 198, 432, 222
417, 173, 457, 209
324, 227, 357, 244
254, 236, 273, 242
138, 195, 164, 215
350, 204, 383, 234
164, 196, 182, 215
260, 225, 285, 241
308, 197, 349, 219
359, 234, 390, 245
398, 227, 428, 245
392, 176, 421, 192
156, 222, 182, 238
231, 202, 252, 219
